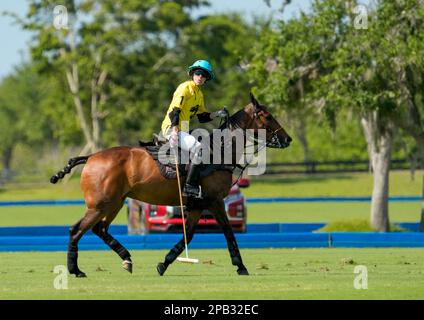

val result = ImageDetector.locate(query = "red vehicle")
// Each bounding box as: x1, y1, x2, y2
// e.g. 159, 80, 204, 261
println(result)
127, 178, 249, 234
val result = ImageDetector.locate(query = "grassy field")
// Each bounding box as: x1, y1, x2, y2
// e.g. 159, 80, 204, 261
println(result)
0, 171, 422, 200
1, 248, 424, 299
244, 171, 423, 197
0, 171, 423, 300
0, 170, 421, 226
0, 202, 420, 226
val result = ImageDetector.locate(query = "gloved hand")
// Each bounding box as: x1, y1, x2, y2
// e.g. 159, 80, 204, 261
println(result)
211, 108, 229, 119
169, 130, 179, 148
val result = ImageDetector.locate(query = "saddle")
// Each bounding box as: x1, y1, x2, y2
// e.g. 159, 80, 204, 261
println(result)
138, 134, 234, 180
138, 133, 167, 147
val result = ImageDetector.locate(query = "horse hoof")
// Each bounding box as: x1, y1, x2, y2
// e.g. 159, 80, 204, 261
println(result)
75, 271, 87, 278
69, 267, 86, 278
122, 260, 133, 274
237, 268, 249, 276
157, 263, 167, 276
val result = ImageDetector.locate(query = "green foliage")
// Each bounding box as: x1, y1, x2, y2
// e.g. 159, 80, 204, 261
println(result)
16, 0, 217, 149
13, 0, 259, 150
0, 65, 51, 146
317, 219, 376, 232
0, 64, 57, 179
247, 0, 424, 161
317, 219, 410, 232
2, 0, 260, 178
2, 0, 423, 182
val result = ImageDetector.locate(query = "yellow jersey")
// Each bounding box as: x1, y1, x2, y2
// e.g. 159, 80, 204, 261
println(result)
161, 80, 207, 135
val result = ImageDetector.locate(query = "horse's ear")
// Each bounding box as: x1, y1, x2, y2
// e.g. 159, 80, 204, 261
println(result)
250, 92, 259, 107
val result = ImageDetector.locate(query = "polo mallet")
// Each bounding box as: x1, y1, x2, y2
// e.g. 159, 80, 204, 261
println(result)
172, 144, 199, 264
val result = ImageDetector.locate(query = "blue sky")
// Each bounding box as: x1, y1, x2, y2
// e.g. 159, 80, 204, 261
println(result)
0, 0, 311, 79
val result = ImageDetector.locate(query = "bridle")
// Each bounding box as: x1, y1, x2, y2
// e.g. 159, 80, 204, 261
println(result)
221, 108, 283, 143
265, 127, 284, 148
218, 107, 285, 186
251, 110, 285, 148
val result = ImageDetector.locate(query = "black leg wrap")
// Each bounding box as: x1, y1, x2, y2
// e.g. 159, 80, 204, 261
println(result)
67, 250, 78, 272
237, 267, 249, 275
227, 240, 241, 265
157, 262, 168, 276
231, 256, 242, 266
67, 248, 86, 277
165, 242, 184, 264
118, 249, 131, 261
107, 237, 131, 261
158, 242, 184, 276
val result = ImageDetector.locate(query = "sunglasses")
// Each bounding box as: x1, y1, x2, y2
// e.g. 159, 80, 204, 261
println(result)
193, 70, 209, 79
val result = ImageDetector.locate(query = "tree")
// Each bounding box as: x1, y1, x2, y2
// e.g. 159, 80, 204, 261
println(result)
12, 0, 210, 153
363, 0, 424, 229
249, 0, 424, 231
179, 14, 257, 117
247, 2, 348, 163
326, 0, 424, 231
0, 64, 53, 181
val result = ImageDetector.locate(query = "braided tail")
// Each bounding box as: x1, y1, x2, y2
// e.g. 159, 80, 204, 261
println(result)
50, 156, 90, 184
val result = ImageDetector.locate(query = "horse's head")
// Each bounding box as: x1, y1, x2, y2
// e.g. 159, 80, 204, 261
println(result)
242, 93, 292, 149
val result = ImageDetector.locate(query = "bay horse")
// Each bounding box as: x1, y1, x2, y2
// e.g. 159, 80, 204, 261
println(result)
50, 93, 292, 277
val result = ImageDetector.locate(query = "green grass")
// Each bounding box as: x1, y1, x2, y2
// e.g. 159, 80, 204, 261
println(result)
0, 201, 420, 226
0, 170, 421, 226
0, 172, 422, 300
247, 202, 421, 223
244, 170, 422, 197
0, 205, 129, 226
1, 248, 424, 299
0, 178, 84, 200
0, 171, 422, 201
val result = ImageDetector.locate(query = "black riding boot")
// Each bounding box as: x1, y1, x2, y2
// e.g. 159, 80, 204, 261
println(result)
183, 163, 203, 199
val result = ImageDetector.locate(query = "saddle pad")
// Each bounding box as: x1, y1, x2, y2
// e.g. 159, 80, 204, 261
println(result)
145, 145, 187, 179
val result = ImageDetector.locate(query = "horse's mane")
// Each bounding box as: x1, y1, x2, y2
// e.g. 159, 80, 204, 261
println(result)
223, 102, 267, 130
217, 94, 273, 132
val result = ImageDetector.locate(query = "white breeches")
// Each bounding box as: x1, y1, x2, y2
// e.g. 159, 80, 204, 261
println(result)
165, 131, 202, 152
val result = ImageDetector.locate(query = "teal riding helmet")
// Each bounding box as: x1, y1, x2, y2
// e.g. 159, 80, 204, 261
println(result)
187, 60, 215, 81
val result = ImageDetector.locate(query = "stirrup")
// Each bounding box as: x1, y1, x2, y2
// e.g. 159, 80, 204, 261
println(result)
183, 185, 203, 199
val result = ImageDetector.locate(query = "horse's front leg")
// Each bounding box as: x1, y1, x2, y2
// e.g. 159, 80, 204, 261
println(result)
157, 209, 202, 276
212, 200, 249, 275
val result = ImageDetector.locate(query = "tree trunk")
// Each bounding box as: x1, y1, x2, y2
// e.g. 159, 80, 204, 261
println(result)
361, 112, 393, 232
369, 139, 392, 232
1, 146, 13, 182
60, 31, 107, 154
407, 152, 417, 181
296, 117, 310, 163
65, 66, 96, 152
90, 69, 108, 151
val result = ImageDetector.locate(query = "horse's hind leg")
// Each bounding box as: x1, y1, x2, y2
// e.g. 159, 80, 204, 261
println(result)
92, 217, 133, 273
68, 209, 104, 277
157, 209, 202, 276
211, 200, 249, 275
